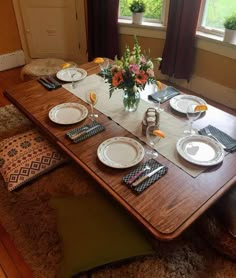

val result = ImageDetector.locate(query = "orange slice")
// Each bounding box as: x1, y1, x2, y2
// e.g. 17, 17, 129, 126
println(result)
61, 63, 71, 69
156, 80, 163, 90
194, 104, 208, 112
93, 57, 104, 64
89, 91, 97, 104
153, 129, 165, 138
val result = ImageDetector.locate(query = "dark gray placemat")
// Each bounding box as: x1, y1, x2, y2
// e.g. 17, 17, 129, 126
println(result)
66, 121, 105, 143
123, 159, 168, 194
199, 125, 236, 152
148, 86, 180, 103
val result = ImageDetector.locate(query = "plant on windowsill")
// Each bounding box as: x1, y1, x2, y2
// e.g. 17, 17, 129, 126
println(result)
223, 13, 236, 45
129, 0, 146, 25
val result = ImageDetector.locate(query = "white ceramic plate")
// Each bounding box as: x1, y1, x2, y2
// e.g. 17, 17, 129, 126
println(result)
56, 68, 87, 82
170, 95, 207, 114
176, 135, 224, 166
49, 103, 88, 125
97, 137, 145, 169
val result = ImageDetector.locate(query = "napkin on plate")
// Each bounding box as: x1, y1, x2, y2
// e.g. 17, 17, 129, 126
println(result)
123, 159, 168, 194
148, 86, 180, 103
199, 125, 236, 152
66, 121, 105, 143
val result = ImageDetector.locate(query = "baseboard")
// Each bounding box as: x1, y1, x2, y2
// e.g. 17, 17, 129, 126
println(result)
0, 50, 25, 71
157, 71, 236, 110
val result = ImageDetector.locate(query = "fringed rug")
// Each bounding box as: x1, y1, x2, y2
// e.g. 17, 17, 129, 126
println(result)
0, 104, 236, 278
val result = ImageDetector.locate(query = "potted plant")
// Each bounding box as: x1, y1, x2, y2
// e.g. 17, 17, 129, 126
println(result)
223, 13, 236, 45
129, 0, 146, 25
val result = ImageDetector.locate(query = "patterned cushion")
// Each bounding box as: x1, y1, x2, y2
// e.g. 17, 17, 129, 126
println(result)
0, 129, 67, 191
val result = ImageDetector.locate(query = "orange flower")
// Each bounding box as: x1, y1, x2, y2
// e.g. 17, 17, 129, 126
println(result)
135, 70, 148, 85
112, 71, 124, 87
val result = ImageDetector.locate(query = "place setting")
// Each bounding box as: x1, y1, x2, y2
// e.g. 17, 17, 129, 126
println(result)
175, 103, 236, 167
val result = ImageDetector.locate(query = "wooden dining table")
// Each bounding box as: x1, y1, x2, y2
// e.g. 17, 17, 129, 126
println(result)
4, 61, 236, 241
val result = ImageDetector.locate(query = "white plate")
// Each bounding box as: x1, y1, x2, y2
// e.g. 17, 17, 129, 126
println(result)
176, 135, 224, 166
170, 95, 207, 114
97, 137, 145, 169
56, 68, 87, 82
49, 103, 88, 125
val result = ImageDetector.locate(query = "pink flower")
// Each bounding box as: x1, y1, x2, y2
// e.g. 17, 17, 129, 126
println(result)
129, 64, 139, 74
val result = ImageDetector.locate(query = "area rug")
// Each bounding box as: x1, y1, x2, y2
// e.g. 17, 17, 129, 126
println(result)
0, 104, 236, 278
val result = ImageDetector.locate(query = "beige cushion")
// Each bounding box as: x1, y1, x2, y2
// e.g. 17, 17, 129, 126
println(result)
0, 129, 67, 191
20, 58, 66, 80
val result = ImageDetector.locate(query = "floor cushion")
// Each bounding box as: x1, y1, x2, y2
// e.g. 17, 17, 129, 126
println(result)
50, 193, 155, 277
20, 58, 66, 80
0, 128, 67, 191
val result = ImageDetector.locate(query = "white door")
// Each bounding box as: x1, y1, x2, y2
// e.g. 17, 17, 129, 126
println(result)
18, 0, 87, 64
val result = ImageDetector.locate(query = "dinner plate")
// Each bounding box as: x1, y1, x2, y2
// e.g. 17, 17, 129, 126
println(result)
49, 103, 88, 125
56, 68, 87, 82
97, 137, 145, 169
170, 95, 207, 114
176, 135, 224, 166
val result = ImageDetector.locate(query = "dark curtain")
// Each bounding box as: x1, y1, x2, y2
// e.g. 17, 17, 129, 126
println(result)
160, 0, 202, 80
87, 0, 119, 61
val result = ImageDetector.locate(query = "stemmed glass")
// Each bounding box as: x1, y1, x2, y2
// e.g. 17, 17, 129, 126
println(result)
68, 66, 78, 89
184, 103, 201, 134
146, 124, 161, 159
99, 58, 109, 80
153, 82, 166, 112
86, 91, 98, 121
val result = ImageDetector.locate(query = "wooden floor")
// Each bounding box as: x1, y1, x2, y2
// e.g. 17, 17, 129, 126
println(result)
0, 67, 33, 277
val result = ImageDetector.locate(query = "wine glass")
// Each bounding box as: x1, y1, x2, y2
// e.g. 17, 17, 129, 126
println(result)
99, 58, 109, 80
86, 91, 98, 121
153, 82, 166, 112
146, 124, 161, 159
184, 103, 201, 134
67, 65, 79, 89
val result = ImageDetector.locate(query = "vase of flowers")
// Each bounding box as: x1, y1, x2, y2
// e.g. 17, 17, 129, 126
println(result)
105, 36, 156, 112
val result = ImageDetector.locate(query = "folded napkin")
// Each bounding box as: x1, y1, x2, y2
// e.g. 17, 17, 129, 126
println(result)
148, 86, 180, 103
123, 159, 168, 194
66, 121, 105, 143
199, 125, 236, 152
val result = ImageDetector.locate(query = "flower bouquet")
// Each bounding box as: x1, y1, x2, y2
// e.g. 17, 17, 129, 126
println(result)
103, 36, 156, 112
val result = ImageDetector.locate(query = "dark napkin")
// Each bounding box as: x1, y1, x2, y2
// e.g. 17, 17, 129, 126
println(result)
148, 86, 180, 103
199, 125, 236, 152
123, 159, 168, 194
66, 121, 105, 143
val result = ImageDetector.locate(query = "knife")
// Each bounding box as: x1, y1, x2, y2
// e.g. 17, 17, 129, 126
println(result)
70, 125, 100, 140
132, 166, 164, 187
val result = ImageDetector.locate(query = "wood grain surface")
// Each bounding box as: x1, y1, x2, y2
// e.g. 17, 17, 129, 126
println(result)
4, 61, 236, 240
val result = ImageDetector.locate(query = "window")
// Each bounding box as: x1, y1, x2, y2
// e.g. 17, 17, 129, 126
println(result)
198, 0, 236, 36
119, 0, 166, 25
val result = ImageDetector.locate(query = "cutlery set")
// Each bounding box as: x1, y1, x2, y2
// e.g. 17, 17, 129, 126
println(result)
38, 76, 62, 90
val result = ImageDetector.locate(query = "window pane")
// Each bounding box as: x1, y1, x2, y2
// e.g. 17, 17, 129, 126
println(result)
119, 0, 163, 21
201, 0, 236, 30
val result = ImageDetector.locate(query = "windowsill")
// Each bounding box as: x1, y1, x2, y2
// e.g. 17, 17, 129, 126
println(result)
118, 20, 236, 60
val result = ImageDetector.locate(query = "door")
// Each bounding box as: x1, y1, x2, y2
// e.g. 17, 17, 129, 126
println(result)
18, 0, 87, 64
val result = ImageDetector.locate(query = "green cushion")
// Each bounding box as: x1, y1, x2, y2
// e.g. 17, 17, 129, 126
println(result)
50, 193, 154, 277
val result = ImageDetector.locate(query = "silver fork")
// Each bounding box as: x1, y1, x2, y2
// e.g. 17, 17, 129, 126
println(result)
205, 127, 226, 149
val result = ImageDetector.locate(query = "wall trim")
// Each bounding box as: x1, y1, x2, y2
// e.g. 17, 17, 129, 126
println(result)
0, 50, 25, 71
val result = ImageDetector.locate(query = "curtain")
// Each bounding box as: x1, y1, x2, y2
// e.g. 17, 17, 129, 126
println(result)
160, 0, 202, 80
87, 0, 119, 61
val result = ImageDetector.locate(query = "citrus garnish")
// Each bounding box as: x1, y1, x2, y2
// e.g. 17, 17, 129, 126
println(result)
93, 57, 104, 64
89, 91, 97, 104
156, 80, 163, 90
61, 63, 71, 69
194, 104, 208, 112
153, 129, 165, 138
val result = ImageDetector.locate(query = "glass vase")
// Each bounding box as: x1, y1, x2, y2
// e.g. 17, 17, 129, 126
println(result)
123, 87, 140, 112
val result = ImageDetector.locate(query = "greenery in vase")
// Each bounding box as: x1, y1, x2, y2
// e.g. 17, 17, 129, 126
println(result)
105, 36, 156, 98
224, 13, 236, 30
129, 0, 146, 13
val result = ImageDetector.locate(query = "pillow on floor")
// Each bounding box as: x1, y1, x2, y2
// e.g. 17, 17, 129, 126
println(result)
0, 129, 67, 191
50, 193, 155, 277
